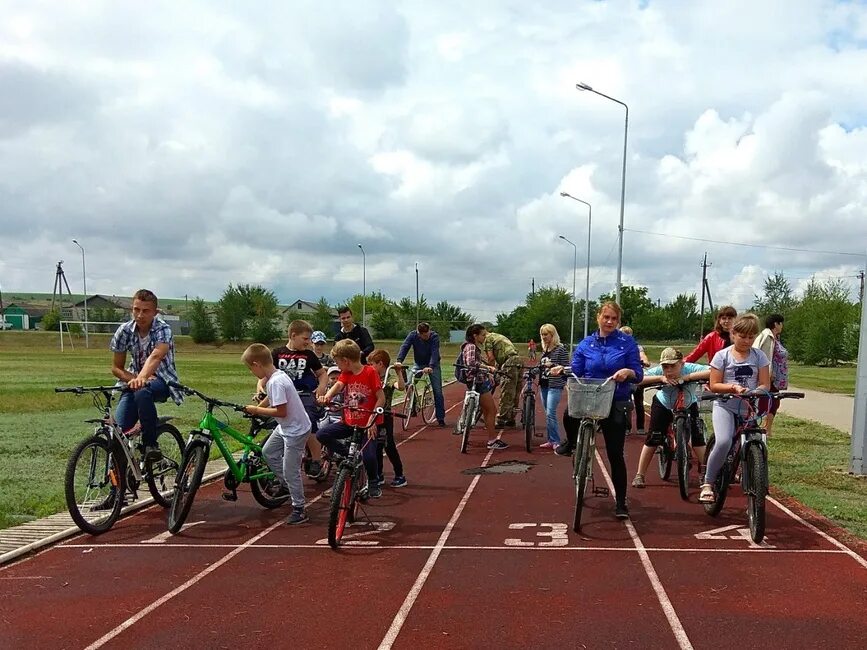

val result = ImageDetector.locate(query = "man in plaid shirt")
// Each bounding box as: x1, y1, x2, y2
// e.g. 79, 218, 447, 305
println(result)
110, 289, 182, 461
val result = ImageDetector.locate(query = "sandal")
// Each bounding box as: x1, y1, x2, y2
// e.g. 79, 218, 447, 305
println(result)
699, 483, 715, 503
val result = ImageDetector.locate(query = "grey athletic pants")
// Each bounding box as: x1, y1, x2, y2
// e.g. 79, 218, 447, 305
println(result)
263, 430, 308, 508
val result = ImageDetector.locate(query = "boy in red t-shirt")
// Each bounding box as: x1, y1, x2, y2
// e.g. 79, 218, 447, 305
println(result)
317, 339, 386, 497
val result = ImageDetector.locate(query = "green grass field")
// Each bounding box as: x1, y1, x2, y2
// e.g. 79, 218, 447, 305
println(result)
0, 331, 459, 530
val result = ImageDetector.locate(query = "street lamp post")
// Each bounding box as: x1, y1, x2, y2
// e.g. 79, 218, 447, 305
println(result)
560, 192, 592, 338
72, 239, 88, 348
558, 235, 578, 352
575, 82, 628, 305
415, 262, 420, 327
357, 244, 366, 328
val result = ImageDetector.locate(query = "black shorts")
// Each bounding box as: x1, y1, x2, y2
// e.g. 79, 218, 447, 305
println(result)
645, 396, 705, 447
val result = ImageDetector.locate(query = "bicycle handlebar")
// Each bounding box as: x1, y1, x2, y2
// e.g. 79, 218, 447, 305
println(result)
319, 401, 408, 420
55, 385, 130, 394
168, 381, 246, 411
700, 390, 805, 402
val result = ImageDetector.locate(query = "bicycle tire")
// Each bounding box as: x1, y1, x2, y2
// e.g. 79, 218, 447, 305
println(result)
675, 417, 690, 501
249, 446, 290, 508
144, 423, 184, 508
327, 466, 353, 549
401, 387, 414, 431
168, 441, 209, 534
745, 443, 767, 543
702, 436, 730, 517
420, 383, 436, 424
572, 421, 593, 532
521, 395, 533, 453
657, 435, 673, 481
65, 436, 125, 535
349, 464, 367, 524
460, 397, 476, 454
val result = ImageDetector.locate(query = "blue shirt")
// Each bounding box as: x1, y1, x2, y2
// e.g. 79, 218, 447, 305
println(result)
644, 363, 709, 410
396, 330, 441, 368
110, 316, 183, 405
570, 329, 644, 401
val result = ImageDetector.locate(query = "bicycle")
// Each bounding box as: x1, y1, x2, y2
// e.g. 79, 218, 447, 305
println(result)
454, 365, 507, 454
166, 382, 291, 534
563, 374, 615, 533
56, 385, 184, 535
650, 381, 707, 501
394, 365, 436, 430
324, 403, 407, 550
700, 390, 804, 543
518, 366, 542, 452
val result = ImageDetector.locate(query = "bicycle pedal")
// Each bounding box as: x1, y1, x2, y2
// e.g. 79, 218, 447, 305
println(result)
221, 491, 238, 502
593, 487, 610, 497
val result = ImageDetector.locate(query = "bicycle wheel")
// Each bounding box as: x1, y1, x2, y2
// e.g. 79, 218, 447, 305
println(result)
401, 387, 414, 431
657, 433, 673, 481
65, 436, 125, 535
460, 398, 476, 454
327, 466, 353, 549
675, 418, 691, 501
420, 383, 436, 424
144, 423, 184, 508
572, 421, 594, 533
348, 464, 368, 524
168, 441, 209, 534
249, 449, 290, 509
745, 444, 767, 543
523, 395, 535, 453
702, 437, 731, 517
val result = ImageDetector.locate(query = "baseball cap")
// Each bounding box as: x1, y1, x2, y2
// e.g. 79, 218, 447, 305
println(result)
659, 347, 683, 365
326, 366, 340, 375
311, 331, 327, 344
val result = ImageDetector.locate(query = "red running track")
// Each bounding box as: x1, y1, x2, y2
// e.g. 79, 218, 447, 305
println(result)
2, 381, 866, 649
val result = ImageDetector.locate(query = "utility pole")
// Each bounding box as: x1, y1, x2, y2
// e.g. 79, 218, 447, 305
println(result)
851, 265, 867, 475
859, 270, 865, 304
531, 277, 535, 298
51, 261, 74, 312
415, 262, 420, 327
699, 253, 712, 337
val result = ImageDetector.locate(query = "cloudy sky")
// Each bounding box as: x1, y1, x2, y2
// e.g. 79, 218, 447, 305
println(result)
1, 0, 866, 321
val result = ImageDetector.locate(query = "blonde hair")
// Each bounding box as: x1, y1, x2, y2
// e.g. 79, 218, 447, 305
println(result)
331, 339, 361, 362
731, 313, 760, 337
242, 343, 273, 366
619, 326, 633, 336
539, 324, 561, 350
597, 301, 623, 320
288, 319, 313, 337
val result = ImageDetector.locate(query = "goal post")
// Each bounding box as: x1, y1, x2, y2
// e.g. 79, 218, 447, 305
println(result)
59, 320, 125, 351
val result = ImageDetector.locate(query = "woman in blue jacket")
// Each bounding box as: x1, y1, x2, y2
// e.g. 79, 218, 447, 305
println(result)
555, 301, 643, 519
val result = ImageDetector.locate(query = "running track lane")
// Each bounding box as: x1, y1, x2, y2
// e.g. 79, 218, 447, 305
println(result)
1, 381, 866, 649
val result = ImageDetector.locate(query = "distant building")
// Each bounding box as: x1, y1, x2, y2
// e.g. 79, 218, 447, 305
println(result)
70, 295, 187, 334
2, 303, 50, 330
281, 299, 339, 334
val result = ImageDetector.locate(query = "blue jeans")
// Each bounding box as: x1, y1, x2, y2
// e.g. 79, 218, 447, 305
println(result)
316, 422, 379, 481
115, 377, 170, 446
540, 386, 563, 445
413, 364, 445, 422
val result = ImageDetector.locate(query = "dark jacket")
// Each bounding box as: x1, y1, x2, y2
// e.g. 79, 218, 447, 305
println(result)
396, 330, 441, 368
335, 324, 374, 364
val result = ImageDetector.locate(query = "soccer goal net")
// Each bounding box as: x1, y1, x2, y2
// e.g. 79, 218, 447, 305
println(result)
59, 320, 126, 351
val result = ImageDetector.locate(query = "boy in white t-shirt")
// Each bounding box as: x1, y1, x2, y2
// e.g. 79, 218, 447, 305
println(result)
242, 343, 311, 525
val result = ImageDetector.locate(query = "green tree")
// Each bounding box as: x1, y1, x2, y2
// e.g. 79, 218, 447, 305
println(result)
751, 271, 796, 316
431, 300, 474, 333
188, 298, 218, 344
495, 286, 573, 343
217, 285, 248, 341
370, 302, 406, 339
41, 309, 61, 331
309, 297, 335, 334
597, 285, 654, 326
246, 287, 281, 344
791, 278, 857, 365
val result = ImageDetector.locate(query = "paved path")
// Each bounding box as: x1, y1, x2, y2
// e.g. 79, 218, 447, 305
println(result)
778, 384, 855, 435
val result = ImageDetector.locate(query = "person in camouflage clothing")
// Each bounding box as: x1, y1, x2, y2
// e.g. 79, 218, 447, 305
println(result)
479, 328, 523, 427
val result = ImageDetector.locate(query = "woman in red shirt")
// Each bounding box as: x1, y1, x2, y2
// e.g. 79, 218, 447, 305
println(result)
685, 305, 737, 363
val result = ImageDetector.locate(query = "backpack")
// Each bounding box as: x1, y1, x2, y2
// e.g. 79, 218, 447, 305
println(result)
454, 342, 471, 384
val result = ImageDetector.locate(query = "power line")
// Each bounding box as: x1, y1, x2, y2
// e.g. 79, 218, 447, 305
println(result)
623, 228, 865, 257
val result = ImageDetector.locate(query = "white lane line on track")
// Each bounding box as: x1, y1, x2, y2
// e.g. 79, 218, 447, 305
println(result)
58, 542, 850, 554
594, 449, 695, 650
84, 488, 326, 650
377, 436, 500, 650
767, 495, 867, 570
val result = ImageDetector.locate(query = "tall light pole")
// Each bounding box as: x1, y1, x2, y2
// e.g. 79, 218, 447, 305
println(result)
558, 235, 578, 352
560, 192, 592, 338
357, 244, 366, 328
576, 82, 628, 305
415, 262, 420, 327
72, 239, 88, 348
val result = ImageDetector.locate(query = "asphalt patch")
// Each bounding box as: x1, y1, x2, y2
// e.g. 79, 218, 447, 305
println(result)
462, 460, 536, 475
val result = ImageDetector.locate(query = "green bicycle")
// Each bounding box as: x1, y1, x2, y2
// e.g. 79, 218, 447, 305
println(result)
167, 382, 288, 534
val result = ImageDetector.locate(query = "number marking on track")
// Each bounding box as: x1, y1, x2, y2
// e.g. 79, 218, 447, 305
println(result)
504, 523, 569, 547
694, 525, 774, 548
141, 521, 206, 544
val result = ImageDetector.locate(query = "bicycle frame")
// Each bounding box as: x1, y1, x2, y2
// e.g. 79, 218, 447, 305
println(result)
191, 408, 273, 484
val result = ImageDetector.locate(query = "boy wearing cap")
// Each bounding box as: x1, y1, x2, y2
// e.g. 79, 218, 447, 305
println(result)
631, 347, 710, 488
311, 330, 334, 368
